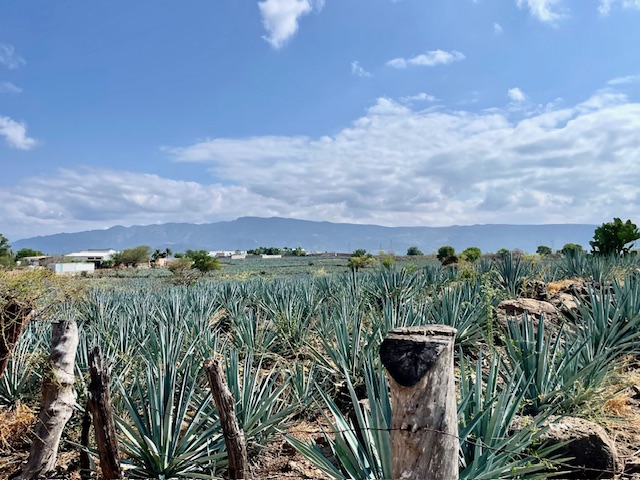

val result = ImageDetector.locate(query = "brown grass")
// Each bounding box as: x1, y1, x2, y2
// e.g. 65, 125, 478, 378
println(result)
0, 404, 35, 451
547, 278, 582, 295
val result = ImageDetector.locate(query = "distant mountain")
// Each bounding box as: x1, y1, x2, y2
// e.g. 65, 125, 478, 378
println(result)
12, 216, 597, 255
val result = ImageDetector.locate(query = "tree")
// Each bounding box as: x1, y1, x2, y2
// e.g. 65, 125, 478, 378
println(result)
0, 234, 13, 268
0, 234, 11, 257
437, 246, 455, 262
185, 250, 222, 272
561, 243, 583, 255
536, 245, 552, 256
406, 246, 424, 256
113, 245, 151, 267
461, 247, 481, 263
496, 248, 511, 259
347, 249, 374, 271
15, 248, 44, 260
590, 218, 640, 256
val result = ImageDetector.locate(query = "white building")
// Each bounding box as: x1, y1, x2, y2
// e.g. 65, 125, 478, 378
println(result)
48, 262, 95, 274
64, 249, 117, 265
209, 250, 247, 259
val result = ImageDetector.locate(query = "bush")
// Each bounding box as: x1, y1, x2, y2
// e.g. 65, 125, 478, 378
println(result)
185, 250, 222, 272
461, 247, 481, 263
437, 246, 455, 262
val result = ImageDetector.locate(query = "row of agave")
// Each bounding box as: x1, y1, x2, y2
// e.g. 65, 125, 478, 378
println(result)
3, 253, 640, 478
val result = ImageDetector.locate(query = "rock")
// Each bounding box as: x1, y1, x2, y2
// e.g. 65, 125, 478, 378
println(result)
548, 280, 591, 321
495, 298, 562, 331
550, 292, 580, 320
514, 416, 622, 479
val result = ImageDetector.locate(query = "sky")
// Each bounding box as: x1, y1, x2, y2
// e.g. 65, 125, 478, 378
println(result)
1, 0, 640, 241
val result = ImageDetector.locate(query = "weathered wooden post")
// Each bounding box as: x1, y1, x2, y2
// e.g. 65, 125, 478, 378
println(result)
204, 358, 250, 480
86, 346, 122, 479
379, 325, 458, 480
19, 319, 79, 479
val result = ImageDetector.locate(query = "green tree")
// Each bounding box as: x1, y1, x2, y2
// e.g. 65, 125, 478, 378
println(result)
536, 245, 552, 256
15, 248, 44, 260
347, 249, 374, 271
496, 248, 511, 259
437, 246, 455, 262
185, 250, 221, 272
0, 234, 13, 268
284, 247, 306, 257
406, 246, 424, 256
590, 218, 640, 256
561, 243, 583, 255
461, 247, 481, 263
0, 234, 11, 257
113, 245, 151, 267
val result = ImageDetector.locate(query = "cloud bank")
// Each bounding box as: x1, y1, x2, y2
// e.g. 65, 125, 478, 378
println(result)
3, 88, 640, 239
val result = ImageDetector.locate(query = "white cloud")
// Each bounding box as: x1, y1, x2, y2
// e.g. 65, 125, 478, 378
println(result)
387, 50, 465, 68
516, 0, 565, 23
0, 43, 26, 69
0, 168, 283, 239
7, 87, 640, 238
351, 61, 371, 78
599, 0, 640, 14
400, 92, 437, 104
608, 75, 640, 85
0, 81, 22, 93
508, 87, 527, 102
164, 89, 640, 228
0, 116, 37, 149
258, 0, 320, 49
493, 22, 504, 34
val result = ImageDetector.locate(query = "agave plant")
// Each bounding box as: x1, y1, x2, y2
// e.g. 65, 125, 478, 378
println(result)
311, 295, 379, 386
287, 359, 392, 480
0, 322, 44, 407
458, 352, 566, 479
493, 251, 533, 298
115, 325, 225, 479
224, 348, 300, 447
575, 284, 640, 367
503, 313, 610, 414
426, 280, 489, 347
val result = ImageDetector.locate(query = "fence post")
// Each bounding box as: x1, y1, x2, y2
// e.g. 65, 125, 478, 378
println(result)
380, 325, 458, 480
204, 358, 250, 480
19, 320, 79, 479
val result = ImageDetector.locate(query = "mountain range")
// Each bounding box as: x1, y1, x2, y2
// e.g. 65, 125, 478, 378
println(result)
12, 217, 597, 255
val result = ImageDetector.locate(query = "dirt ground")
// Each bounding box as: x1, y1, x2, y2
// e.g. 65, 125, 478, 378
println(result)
3, 366, 640, 480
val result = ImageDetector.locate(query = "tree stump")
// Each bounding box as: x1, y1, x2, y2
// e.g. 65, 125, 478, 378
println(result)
380, 325, 458, 480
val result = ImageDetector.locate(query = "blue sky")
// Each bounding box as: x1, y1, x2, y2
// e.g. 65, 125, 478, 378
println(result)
1, 0, 640, 240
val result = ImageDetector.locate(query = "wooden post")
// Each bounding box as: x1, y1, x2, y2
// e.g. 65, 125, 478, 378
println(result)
379, 325, 459, 480
19, 320, 79, 479
87, 346, 122, 479
204, 359, 250, 480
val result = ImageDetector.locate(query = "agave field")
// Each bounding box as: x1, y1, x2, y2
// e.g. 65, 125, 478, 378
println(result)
3, 251, 640, 479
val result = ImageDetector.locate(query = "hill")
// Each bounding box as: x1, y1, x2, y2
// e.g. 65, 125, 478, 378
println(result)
11, 217, 597, 255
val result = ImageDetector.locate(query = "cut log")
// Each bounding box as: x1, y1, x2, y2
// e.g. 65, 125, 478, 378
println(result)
380, 325, 459, 480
